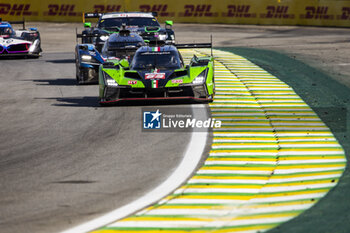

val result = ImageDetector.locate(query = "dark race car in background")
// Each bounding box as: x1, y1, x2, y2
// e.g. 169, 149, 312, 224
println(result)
99, 43, 215, 105
75, 29, 144, 84
0, 18, 42, 57
80, 12, 175, 52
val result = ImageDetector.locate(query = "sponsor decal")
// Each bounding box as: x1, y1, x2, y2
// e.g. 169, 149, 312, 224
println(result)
223, 5, 256, 18
171, 79, 183, 84
179, 4, 218, 17
44, 4, 81, 17
0, 3, 38, 16
142, 108, 222, 132
261, 6, 295, 19
139, 4, 175, 17
93, 5, 121, 13
337, 7, 350, 20
141, 51, 170, 55
151, 80, 159, 88
143, 109, 162, 129
103, 13, 129, 18
300, 6, 334, 20
128, 80, 137, 85
145, 73, 165, 79
102, 13, 154, 19
4, 39, 13, 44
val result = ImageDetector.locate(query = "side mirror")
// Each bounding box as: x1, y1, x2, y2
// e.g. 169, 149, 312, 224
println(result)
165, 20, 173, 26
84, 22, 92, 28
120, 59, 129, 68
165, 20, 173, 29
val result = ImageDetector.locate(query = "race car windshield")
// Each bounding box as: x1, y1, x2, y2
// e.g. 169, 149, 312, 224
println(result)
131, 51, 181, 70
99, 17, 160, 29
104, 41, 142, 58
0, 27, 14, 36
107, 41, 143, 48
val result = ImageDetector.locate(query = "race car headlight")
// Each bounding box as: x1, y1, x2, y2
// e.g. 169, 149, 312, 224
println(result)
158, 34, 167, 41
81, 55, 92, 62
192, 69, 207, 85
99, 35, 109, 41
104, 72, 118, 87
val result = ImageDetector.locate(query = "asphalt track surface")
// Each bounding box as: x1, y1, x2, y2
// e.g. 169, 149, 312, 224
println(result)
1, 22, 350, 233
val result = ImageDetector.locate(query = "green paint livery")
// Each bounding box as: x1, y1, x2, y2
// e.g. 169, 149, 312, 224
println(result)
99, 45, 215, 104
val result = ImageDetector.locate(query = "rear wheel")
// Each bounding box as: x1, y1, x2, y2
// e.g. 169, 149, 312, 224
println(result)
76, 66, 82, 85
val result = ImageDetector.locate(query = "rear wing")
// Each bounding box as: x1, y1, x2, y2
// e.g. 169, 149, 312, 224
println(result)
82, 11, 157, 22
76, 31, 99, 43
76, 33, 101, 39
76, 32, 109, 47
175, 43, 211, 49
9, 19, 25, 30
175, 35, 213, 56
83, 12, 103, 23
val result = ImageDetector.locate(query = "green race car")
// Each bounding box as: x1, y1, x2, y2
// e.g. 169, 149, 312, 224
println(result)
99, 44, 214, 105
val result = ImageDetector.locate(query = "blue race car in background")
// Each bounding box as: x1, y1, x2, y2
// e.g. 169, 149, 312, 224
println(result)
75, 29, 144, 84
0, 18, 42, 57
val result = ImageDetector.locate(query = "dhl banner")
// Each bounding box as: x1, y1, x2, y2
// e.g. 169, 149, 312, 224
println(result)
2, 0, 350, 27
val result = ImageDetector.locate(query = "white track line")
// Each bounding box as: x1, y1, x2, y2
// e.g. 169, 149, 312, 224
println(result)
60, 105, 208, 233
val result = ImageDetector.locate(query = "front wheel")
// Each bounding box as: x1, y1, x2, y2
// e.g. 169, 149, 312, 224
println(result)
208, 94, 214, 103
76, 74, 81, 85
99, 99, 113, 107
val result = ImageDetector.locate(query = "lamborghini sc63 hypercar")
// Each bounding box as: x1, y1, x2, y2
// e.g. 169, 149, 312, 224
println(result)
99, 44, 214, 105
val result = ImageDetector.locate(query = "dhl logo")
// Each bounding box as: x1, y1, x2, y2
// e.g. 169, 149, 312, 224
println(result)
94, 5, 121, 13
0, 4, 38, 16
261, 6, 295, 19
139, 4, 175, 17
179, 5, 218, 17
338, 7, 350, 20
301, 6, 334, 20
43, 4, 82, 16
223, 5, 256, 18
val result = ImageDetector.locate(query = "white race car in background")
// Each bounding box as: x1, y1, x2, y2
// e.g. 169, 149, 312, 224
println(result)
0, 18, 42, 58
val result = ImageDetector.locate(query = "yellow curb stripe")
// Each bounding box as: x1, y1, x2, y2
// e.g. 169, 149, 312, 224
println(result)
92, 49, 346, 233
